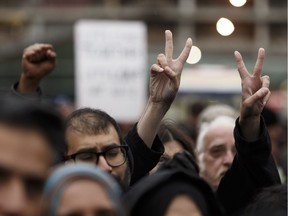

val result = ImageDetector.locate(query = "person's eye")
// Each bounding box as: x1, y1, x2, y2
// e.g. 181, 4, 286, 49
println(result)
77, 153, 95, 161
209, 147, 226, 158
24, 177, 45, 199
0, 166, 12, 183
159, 155, 170, 163
106, 148, 120, 157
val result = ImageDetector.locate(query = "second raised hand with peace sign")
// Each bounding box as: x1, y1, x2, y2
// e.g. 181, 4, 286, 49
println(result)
235, 48, 271, 141
137, 30, 192, 148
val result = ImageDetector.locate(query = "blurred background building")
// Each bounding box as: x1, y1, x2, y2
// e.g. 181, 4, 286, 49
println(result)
0, 0, 286, 92
0, 0, 287, 180
0, 0, 286, 116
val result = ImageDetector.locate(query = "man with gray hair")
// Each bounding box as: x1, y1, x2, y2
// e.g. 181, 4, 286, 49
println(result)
196, 115, 236, 190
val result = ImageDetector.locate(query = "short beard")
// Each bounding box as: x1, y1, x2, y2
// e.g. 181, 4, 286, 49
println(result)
113, 167, 131, 192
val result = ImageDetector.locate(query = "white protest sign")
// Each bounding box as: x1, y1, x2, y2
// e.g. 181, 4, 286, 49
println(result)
74, 20, 147, 122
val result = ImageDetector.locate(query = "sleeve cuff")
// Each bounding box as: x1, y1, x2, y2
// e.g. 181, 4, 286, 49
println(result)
10, 82, 42, 100
234, 117, 271, 161
125, 123, 164, 184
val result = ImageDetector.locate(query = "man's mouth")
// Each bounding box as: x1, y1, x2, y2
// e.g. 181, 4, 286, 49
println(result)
219, 171, 227, 178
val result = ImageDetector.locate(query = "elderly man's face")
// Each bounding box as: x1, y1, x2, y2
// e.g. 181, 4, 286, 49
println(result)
198, 124, 236, 190
0, 124, 52, 216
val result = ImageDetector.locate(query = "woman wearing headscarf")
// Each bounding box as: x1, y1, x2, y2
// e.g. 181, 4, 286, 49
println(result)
124, 151, 225, 216
41, 163, 125, 216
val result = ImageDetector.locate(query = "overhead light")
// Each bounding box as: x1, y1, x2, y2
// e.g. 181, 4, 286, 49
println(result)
229, 0, 247, 7
216, 18, 235, 36
186, 46, 202, 64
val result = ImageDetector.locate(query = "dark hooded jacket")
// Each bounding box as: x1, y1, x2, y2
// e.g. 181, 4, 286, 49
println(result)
124, 151, 225, 216
217, 117, 281, 216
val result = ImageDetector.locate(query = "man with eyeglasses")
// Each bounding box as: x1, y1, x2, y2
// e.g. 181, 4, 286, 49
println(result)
64, 143, 129, 168
64, 108, 133, 189
11, 31, 192, 190
63, 30, 193, 189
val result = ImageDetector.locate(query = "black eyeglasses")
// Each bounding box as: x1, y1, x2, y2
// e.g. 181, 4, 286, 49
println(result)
64, 145, 129, 167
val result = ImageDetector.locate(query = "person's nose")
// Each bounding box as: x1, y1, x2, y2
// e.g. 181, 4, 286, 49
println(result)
0, 176, 27, 215
223, 150, 234, 167
97, 155, 112, 173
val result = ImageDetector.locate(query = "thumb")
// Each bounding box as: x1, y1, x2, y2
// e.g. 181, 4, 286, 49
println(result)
150, 64, 164, 76
164, 66, 178, 88
245, 87, 270, 106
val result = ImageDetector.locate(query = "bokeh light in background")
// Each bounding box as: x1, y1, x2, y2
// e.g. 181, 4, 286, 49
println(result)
0, 0, 285, 102
186, 46, 202, 64
229, 0, 247, 7
216, 18, 235, 36
0, 0, 285, 174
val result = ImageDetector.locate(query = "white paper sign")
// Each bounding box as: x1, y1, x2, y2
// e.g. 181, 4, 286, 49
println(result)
74, 20, 147, 122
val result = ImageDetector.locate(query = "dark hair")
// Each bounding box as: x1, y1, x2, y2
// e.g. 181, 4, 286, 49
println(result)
124, 152, 225, 216
243, 184, 287, 215
158, 120, 196, 161
65, 108, 124, 145
0, 96, 66, 164
65, 108, 133, 176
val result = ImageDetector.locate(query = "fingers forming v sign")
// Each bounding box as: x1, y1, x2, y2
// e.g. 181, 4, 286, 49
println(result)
234, 48, 271, 119
164, 30, 193, 82
150, 30, 192, 104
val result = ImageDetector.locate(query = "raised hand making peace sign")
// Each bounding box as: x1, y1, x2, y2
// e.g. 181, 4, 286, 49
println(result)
235, 48, 271, 140
150, 30, 193, 104
137, 30, 192, 147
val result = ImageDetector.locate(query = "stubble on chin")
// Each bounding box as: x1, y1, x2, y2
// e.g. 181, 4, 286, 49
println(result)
112, 167, 131, 192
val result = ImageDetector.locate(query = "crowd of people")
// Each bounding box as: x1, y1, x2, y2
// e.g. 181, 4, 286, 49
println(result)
0, 30, 286, 216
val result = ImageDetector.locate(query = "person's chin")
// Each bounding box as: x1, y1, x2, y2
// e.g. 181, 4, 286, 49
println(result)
111, 174, 129, 191
219, 171, 227, 178
213, 171, 227, 188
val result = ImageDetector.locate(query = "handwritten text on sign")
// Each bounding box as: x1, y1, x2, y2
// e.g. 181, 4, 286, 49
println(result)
74, 20, 147, 122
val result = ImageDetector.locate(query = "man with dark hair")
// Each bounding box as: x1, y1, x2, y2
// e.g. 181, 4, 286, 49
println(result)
0, 97, 65, 216
64, 108, 133, 188
63, 30, 193, 189
12, 31, 193, 189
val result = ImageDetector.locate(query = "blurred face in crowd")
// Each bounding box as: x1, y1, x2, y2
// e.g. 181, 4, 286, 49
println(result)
150, 140, 184, 174
197, 124, 235, 190
0, 124, 52, 216
65, 125, 130, 188
163, 140, 185, 161
56, 179, 116, 216
165, 195, 202, 216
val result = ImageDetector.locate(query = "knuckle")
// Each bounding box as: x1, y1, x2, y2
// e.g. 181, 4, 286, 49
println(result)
157, 53, 165, 59
150, 64, 157, 70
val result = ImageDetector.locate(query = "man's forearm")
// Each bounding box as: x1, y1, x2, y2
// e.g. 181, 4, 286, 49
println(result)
137, 98, 170, 148
17, 74, 40, 94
